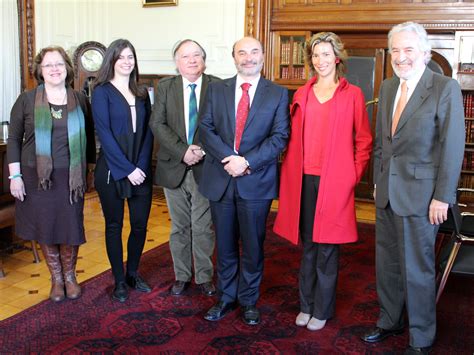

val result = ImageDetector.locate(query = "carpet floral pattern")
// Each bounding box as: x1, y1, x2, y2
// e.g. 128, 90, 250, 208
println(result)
0, 219, 472, 354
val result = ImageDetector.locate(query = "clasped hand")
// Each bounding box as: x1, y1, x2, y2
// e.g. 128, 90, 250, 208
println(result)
183, 144, 205, 166
222, 155, 249, 177
127, 167, 146, 186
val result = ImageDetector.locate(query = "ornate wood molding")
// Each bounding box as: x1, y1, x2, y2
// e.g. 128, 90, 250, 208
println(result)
245, 0, 272, 77
270, 3, 474, 32
18, 0, 36, 91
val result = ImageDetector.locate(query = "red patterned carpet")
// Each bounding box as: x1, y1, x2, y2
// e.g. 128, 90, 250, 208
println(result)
0, 218, 473, 354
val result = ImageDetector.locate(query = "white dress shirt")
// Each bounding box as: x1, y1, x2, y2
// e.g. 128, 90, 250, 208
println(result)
392, 66, 426, 118
182, 75, 203, 140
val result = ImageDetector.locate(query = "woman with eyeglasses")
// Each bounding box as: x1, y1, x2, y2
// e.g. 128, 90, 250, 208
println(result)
8, 46, 96, 302
91, 39, 153, 302
274, 32, 372, 330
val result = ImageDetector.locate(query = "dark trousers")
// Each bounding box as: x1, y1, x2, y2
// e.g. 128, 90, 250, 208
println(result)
376, 204, 438, 348
95, 166, 152, 284
210, 179, 272, 306
299, 175, 339, 320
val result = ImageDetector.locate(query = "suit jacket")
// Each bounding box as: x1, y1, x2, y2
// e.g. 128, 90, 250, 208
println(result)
198, 76, 290, 201
150, 73, 221, 188
373, 67, 465, 216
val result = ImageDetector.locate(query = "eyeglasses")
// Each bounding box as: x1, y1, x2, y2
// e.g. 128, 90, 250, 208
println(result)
41, 63, 66, 70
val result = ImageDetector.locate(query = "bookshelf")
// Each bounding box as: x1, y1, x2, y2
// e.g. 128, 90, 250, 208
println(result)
271, 31, 311, 90
454, 31, 474, 189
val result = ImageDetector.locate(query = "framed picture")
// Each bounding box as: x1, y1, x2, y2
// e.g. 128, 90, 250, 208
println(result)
143, 0, 178, 6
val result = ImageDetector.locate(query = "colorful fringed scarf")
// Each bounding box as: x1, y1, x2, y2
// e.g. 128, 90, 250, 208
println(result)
34, 84, 87, 204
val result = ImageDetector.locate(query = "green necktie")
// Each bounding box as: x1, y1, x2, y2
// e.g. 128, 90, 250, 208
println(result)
188, 83, 197, 144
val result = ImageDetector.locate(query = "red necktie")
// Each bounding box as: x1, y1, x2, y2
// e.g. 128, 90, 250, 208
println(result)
235, 83, 251, 152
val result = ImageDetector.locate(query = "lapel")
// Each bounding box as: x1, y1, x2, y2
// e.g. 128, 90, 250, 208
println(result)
394, 67, 433, 135
199, 74, 209, 109
245, 77, 268, 130
172, 75, 187, 141
224, 76, 237, 135
386, 77, 399, 135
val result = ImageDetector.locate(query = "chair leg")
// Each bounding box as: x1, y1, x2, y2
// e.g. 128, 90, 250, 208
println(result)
435, 232, 451, 263
436, 239, 462, 303
31, 241, 40, 263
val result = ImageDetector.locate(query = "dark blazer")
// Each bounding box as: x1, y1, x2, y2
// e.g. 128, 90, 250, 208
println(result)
91, 83, 153, 181
373, 67, 465, 216
198, 76, 290, 201
150, 74, 221, 188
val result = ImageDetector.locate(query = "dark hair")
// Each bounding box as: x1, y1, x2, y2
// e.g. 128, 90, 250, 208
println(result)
172, 39, 207, 61
305, 32, 348, 82
33, 46, 74, 86
93, 39, 147, 98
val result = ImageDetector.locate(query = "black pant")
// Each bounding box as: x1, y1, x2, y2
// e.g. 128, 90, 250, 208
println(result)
95, 163, 152, 283
299, 174, 339, 320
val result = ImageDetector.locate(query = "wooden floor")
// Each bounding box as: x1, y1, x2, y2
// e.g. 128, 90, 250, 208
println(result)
0, 190, 375, 321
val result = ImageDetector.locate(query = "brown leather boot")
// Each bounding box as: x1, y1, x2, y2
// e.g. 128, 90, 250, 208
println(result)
60, 245, 81, 299
40, 244, 65, 302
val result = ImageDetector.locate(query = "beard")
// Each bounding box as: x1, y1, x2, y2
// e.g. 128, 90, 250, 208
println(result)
236, 60, 264, 77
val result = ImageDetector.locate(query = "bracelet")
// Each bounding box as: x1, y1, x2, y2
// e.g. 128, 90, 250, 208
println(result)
8, 173, 22, 180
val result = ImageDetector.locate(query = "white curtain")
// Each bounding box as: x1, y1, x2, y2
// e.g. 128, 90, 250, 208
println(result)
1, 0, 21, 122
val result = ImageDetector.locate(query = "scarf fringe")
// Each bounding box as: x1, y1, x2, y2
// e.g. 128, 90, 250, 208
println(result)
38, 179, 52, 191
70, 185, 86, 205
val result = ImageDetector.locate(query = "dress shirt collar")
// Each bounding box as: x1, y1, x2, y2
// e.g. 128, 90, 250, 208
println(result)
182, 75, 202, 90
236, 74, 260, 92
400, 65, 426, 99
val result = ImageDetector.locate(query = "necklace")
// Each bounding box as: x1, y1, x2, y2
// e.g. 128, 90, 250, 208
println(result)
50, 106, 63, 119
46, 88, 67, 120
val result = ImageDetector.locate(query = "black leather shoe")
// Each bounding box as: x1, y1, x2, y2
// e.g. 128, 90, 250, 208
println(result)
199, 282, 216, 296
405, 346, 431, 354
170, 280, 190, 295
112, 282, 128, 303
360, 326, 404, 343
204, 301, 237, 321
242, 305, 260, 325
126, 274, 152, 293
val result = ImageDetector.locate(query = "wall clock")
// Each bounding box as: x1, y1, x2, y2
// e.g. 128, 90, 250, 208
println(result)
73, 41, 106, 98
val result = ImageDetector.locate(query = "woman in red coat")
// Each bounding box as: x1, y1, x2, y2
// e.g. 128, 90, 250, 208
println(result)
273, 32, 372, 331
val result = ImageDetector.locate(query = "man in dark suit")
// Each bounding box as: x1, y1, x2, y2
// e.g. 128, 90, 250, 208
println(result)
150, 39, 220, 297
361, 22, 465, 354
199, 36, 289, 325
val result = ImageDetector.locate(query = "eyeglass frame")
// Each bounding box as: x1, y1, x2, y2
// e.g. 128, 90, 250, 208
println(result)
41, 62, 66, 70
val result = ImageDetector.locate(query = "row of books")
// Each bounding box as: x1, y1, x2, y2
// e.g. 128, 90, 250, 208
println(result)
465, 117, 474, 143
280, 66, 306, 80
459, 173, 474, 189
280, 41, 305, 66
463, 92, 474, 118
462, 150, 474, 171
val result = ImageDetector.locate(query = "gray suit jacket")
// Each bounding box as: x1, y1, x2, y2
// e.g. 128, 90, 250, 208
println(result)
150, 73, 221, 188
373, 67, 465, 216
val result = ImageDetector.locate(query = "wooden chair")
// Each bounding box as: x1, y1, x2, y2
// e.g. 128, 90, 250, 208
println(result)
0, 200, 40, 278
436, 188, 474, 303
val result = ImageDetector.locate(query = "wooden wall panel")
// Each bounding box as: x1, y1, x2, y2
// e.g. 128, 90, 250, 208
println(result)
261, 1, 474, 32
18, 0, 36, 91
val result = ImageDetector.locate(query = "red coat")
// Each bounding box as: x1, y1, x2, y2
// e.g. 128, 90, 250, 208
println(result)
273, 77, 372, 244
